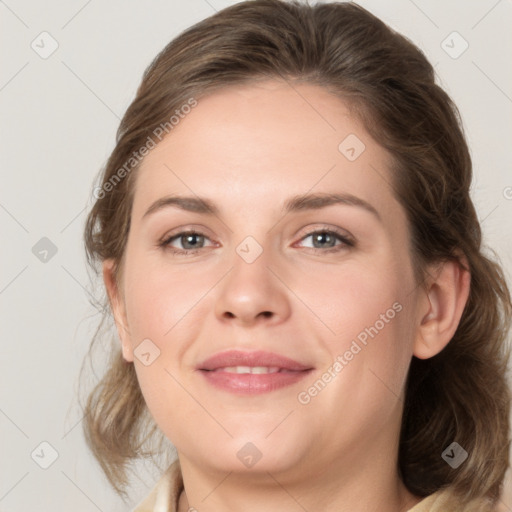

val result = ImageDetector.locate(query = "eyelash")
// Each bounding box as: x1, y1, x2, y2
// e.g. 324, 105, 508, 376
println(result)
159, 227, 355, 256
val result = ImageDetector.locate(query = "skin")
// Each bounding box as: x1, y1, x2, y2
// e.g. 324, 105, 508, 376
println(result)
103, 80, 470, 512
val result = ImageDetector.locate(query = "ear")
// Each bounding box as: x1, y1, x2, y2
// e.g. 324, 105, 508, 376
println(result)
413, 257, 471, 359
102, 259, 134, 362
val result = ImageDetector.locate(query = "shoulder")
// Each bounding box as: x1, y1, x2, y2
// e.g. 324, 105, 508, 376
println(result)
407, 489, 495, 512
132, 459, 183, 512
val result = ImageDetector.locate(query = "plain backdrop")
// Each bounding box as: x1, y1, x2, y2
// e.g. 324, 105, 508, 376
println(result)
1, 1, 511, 511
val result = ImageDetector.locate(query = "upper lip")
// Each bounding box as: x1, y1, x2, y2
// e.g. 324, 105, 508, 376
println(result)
197, 350, 313, 371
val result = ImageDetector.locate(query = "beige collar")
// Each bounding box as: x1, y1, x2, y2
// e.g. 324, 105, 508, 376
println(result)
132, 459, 183, 512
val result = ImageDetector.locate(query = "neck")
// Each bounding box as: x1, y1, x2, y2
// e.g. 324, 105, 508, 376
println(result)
176, 447, 421, 512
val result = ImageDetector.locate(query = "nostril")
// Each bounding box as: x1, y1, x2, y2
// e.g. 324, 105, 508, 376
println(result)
222, 310, 273, 320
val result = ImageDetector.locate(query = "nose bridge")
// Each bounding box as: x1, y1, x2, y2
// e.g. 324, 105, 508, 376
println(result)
214, 235, 291, 325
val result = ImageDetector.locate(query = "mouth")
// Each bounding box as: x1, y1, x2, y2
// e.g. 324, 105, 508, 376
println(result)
210, 366, 284, 374
197, 350, 314, 394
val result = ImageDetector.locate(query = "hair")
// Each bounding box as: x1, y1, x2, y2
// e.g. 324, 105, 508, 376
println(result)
81, 0, 511, 506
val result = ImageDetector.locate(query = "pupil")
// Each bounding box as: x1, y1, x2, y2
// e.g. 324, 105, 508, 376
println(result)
314, 232, 334, 248
183, 234, 202, 249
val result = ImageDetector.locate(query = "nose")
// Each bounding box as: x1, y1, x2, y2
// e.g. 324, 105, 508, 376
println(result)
214, 248, 291, 327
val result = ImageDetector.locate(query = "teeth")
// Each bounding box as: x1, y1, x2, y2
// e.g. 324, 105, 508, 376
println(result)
251, 366, 280, 374
220, 366, 280, 374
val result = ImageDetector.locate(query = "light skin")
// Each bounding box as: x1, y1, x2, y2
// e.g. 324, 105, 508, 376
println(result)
103, 80, 470, 512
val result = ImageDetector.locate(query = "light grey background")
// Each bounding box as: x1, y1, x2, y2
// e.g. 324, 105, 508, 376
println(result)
1, 1, 511, 511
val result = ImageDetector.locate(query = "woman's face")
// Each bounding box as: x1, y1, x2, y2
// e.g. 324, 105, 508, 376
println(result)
108, 80, 425, 479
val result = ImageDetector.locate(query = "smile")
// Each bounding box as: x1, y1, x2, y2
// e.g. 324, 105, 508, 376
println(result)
197, 350, 314, 394
212, 366, 281, 374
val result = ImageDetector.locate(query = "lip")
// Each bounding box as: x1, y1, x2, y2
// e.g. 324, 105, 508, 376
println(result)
197, 350, 314, 395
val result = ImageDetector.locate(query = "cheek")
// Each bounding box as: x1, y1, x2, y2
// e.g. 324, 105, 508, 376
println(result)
120, 253, 220, 420
123, 252, 216, 348
122, 263, 203, 439
290, 251, 410, 344
294, 274, 414, 447
291, 249, 416, 399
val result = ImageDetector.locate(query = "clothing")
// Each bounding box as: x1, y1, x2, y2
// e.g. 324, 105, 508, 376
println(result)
132, 460, 183, 512
132, 459, 490, 512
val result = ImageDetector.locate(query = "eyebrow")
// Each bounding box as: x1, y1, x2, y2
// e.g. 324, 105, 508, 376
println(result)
142, 192, 381, 221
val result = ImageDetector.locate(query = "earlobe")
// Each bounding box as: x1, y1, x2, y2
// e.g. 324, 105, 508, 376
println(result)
102, 259, 134, 363
413, 258, 471, 360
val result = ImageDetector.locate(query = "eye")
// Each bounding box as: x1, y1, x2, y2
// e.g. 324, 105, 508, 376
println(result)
159, 227, 354, 256
160, 230, 214, 255
295, 228, 354, 253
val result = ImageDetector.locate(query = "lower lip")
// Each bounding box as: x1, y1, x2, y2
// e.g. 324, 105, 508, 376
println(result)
199, 369, 313, 394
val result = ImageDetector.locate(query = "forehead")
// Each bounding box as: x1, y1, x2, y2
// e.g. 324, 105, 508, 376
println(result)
133, 80, 397, 220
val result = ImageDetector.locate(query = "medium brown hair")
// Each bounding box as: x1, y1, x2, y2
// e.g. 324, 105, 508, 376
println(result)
81, 0, 511, 505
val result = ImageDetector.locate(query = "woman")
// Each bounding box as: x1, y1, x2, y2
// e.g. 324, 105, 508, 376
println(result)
82, 1, 511, 511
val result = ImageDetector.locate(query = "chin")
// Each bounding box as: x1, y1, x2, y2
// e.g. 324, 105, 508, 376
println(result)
193, 434, 309, 476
